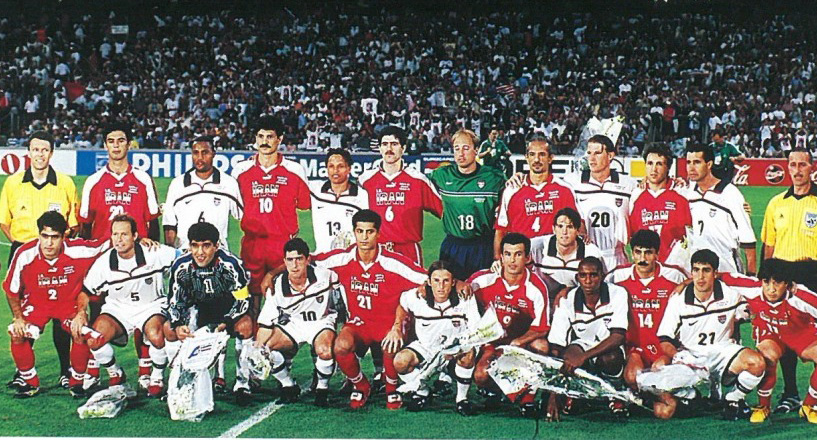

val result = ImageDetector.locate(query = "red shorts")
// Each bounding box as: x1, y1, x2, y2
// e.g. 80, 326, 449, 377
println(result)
22, 305, 75, 332
628, 344, 664, 366
754, 326, 817, 357
381, 241, 423, 266
341, 324, 387, 349
241, 236, 288, 295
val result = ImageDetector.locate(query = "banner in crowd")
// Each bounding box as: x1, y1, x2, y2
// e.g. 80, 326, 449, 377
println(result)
675, 158, 808, 186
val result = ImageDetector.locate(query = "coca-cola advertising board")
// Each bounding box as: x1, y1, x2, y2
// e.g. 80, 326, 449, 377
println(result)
675, 158, 814, 186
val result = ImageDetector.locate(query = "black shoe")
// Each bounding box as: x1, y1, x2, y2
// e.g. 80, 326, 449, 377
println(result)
13, 383, 40, 399
6, 372, 24, 390
519, 401, 541, 419
372, 372, 385, 394
431, 379, 453, 398
723, 400, 750, 421
58, 375, 70, 390
456, 399, 475, 416
774, 393, 801, 414
314, 388, 329, 407
406, 394, 429, 412
479, 389, 502, 409
69, 384, 88, 399
235, 388, 253, 406
339, 378, 354, 395
309, 369, 319, 394
280, 384, 300, 404
249, 378, 262, 392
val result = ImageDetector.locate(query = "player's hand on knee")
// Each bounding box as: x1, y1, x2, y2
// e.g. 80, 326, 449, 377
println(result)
381, 327, 403, 354
10, 317, 28, 339
561, 351, 584, 375
70, 312, 87, 339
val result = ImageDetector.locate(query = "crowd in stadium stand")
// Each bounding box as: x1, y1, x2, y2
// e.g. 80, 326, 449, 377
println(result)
0, 2, 816, 157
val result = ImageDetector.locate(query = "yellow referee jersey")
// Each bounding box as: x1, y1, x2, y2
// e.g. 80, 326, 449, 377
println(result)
0, 166, 78, 242
761, 184, 817, 262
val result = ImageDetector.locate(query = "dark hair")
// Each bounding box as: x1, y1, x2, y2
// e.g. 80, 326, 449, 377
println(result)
37, 211, 68, 233
255, 114, 285, 137
111, 214, 138, 235
643, 143, 674, 168
284, 237, 310, 257
352, 209, 381, 230
578, 256, 604, 274
379, 125, 407, 146
691, 249, 719, 271
103, 122, 132, 142
188, 221, 220, 244
587, 134, 615, 153
428, 260, 455, 278
630, 229, 661, 251
758, 258, 794, 285
554, 207, 581, 228
28, 130, 54, 151
686, 143, 715, 163
326, 148, 353, 166
525, 133, 551, 153
425, 260, 458, 307
786, 147, 813, 164
191, 135, 215, 150
711, 129, 723, 138
501, 232, 531, 256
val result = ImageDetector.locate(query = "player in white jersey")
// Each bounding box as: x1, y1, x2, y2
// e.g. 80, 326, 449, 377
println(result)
656, 249, 765, 420
83, 215, 179, 397
392, 260, 481, 416
256, 238, 340, 406
163, 136, 242, 250
674, 143, 757, 275
530, 208, 604, 292
310, 149, 369, 253
564, 135, 637, 270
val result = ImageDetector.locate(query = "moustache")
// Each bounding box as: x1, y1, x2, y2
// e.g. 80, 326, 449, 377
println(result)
258, 143, 272, 149
637, 261, 649, 266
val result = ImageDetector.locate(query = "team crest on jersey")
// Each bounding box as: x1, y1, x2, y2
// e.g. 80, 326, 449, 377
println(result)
316, 295, 324, 303
399, 183, 411, 191
709, 209, 717, 217
64, 266, 74, 274
276, 176, 288, 185
145, 278, 153, 285
477, 181, 485, 188
128, 185, 138, 194
805, 211, 817, 228
214, 197, 221, 206
718, 314, 726, 324
665, 202, 676, 210
375, 274, 385, 283
615, 198, 623, 207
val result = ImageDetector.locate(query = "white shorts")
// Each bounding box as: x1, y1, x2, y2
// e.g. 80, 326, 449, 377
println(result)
277, 315, 337, 346
100, 299, 167, 346
405, 340, 441, 363
676, 342, 746, 385
599, 248, 627, 274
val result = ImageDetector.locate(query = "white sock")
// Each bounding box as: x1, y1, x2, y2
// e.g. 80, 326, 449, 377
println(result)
216, 351, 226, 379
165, 340, 182, 366
438, 370, 453, 384
148, 345, 167, 381
398, 367, 422, 388
454, 365, 474, 403
91, 343, 115, 367
234, 338, 252, 388
269, 350, 295, 387
725, 370, 764, 402
314, 358, 335, 390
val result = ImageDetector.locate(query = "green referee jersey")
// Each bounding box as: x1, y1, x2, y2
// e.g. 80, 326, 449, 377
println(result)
430, 163, 506, 239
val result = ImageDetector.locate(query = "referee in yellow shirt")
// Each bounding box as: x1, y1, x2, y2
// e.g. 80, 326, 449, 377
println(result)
760, 147, 817, 414
0, 130, 79, 391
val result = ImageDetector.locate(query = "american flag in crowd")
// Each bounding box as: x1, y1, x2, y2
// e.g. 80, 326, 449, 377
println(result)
496, 84, 515, 96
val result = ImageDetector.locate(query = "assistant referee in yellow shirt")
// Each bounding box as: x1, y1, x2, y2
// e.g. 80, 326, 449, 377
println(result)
0, 130, 79, 390
760, 146, 817, 414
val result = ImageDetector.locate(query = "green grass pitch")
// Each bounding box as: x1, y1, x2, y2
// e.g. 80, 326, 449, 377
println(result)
0, 178, 810, 438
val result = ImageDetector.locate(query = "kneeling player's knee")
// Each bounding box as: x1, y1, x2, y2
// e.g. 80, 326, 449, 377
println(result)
315, 344, 333, 361
393, 351, 414, 374
144, 329, 164, 348
623, 364, 638, 386
653, 393, 677, 420
743, 351, 766, 375
473, 364, 492, 387
457, 351, 476, 368
528, 338, 549, 355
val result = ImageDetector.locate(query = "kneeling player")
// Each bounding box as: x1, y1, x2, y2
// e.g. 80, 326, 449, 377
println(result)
391, 260, 481, 416
656, 249, 766, 421
84, 215, 178, 397
470, 233, 550, 418
164, 222, 255, 405
547, 256, 629, 420
255, 238, 339, 406
720, 259, 817, 423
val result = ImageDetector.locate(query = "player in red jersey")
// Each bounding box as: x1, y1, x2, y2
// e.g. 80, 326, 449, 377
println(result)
605, 229, 686, 392
312, 209, 427, 410
232, 115, 311, 307
470, 232, 550, 418
358, 126, 442, 266
628, 144, 692, 262
4, 212, 108, 398
720, 260, 817, 423
494, 135, 577, 260
78, 122, 161, 390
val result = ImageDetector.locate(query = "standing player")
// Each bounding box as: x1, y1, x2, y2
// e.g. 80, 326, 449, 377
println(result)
83, 215, 178, 398
759, 147, 817, 412
313, 209, 428, 410
79, 122, 162, 388
471, 233, 550, 417
718, 259, 817, 423
255, 238, 339, 406
605, 229, 686, 392
677, 144, 756, 275
359, 126, 443, 266
495, 135, 577, 262
546, 257, 629, 419
163, 135, 242, 250
429, 129, 505, 280
0, 130, 79, 389
564, 135, 638, 271
164, 222, 255, 404
656, 250, 765, 420
4, 212, 106, 398
232, 115, 311, 312
628, 144, 692, 262
309, 148, 369, 254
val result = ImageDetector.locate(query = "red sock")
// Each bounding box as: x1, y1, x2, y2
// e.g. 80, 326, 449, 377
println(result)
336, 351, 368, 389
804, 368, 817, 407
382, 352, 399, 394
757, 361, 777, 408
135, 331, 151, 377
11, 340, 38, 386
70, 341, 90, 376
